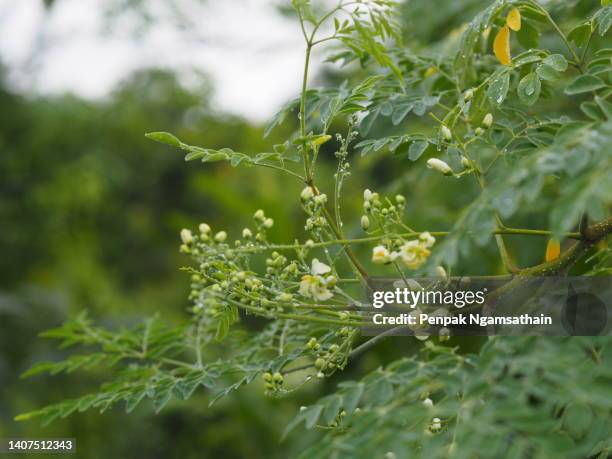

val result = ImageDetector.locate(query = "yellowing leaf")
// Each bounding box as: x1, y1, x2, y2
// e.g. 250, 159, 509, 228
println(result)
493, 26, 512, 66
506, 8, 522, 31
424, 67, 437, 78
545, 239, 561, 262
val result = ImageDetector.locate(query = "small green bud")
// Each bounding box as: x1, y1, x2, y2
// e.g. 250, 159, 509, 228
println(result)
263, 372, 273, 382
315, 358, 326, 369
441, 125, 452, 141
180, 229, 194, 244
254, 209, 265, 221
300, 186, 315, 201
361, 215, 370, 231
482, 113, 493, 128
273, 372, 284, 383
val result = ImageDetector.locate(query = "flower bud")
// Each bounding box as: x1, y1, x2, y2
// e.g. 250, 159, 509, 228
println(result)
430, 417, 442, 432
440, 125, 452, 141
395, 194, 405, 205
475, 127, 484, 136
278, 293, 293, 302
423, 398, 434, 408
263, 372, 273, 382
314, 194, 327, 205
254, 209, 265, 221
325, 275, 337, 289
427, 158, 454, 176
315, 358, 326, 369
242, 228, 252, 239
463, 88, 474, 101
461, 156, 471, 169
311, 134, 332, 146
305, 239, 315, 248
263, 218, 274, 229
482, 113, 493, 128
273, 372, 283, 383
300, 186, 314, 201
198, 223, 211, 234
214, 231, 227, 243
361, 215, 370, 231
436, 266, 447, 280
180, 229, 194, 244
363, 189, 373, 201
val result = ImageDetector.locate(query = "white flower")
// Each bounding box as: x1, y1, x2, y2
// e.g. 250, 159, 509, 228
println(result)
482, 113, 493, 128
363, 189, 373, 201
372, 245, 392, 264
427, 158, 454, 176
423, 398, 434, 408
198, 223, 211, 234
214, 231, 227, 243
311, 258, 331, 275
180, 229, 194, 244
430, 417, 442, 432
313, 193, 327, 205
242, 228, 252, 239
253, 209, 265, 221
419, 232, 436, 248
440, 125, 452, 141
300, 186, 315, 201
299, 275, 333, 301
399, 240, 432, 270
299, 259, 334, 301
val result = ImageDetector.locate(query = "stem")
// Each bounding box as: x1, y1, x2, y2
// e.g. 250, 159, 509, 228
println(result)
233, 228, 581, 253
530, 1, 582, 70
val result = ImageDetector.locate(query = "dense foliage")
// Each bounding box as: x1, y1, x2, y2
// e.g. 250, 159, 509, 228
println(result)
12, 0, 612, 457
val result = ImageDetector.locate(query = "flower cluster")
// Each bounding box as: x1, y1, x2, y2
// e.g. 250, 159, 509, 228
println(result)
299, 259, 336, 301
371, 232, 436, 270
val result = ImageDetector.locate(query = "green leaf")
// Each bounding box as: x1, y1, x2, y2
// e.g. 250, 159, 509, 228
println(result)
580, 101, 604, 120
517, 72, 541, 106
408, 140, 428, 161
565, 75, 607, 94
594, 6, 612, 35
517, 22, 540, 49
145, 132, 182, 147
543, 54, 568, 72
567, 23, 592, 47
595, 95, 612, 118
536, 64, 560, 81
487, 70, 510, 106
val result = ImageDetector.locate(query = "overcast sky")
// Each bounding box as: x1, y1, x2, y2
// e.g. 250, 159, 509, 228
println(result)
0, 0, 326, 121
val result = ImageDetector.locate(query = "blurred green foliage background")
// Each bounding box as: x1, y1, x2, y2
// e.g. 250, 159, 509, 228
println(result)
0, 0, 606, 457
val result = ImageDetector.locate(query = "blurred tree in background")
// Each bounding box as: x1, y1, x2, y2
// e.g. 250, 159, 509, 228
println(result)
1, 0, 611, 457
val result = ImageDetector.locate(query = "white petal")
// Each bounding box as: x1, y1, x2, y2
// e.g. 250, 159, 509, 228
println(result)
311, 258, 331, 275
